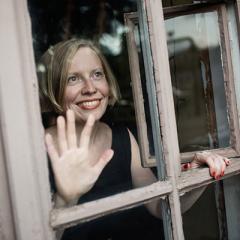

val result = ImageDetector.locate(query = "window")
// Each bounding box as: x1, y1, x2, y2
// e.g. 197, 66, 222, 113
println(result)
1, 0, 240, 240
126, 3, 240, 167
126, 0, 240, 238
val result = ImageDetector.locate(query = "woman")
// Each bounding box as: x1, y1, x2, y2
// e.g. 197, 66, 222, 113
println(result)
38, 38, 229, 239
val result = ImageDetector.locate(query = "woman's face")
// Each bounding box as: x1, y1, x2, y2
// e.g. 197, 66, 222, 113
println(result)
63, 47, 110, 122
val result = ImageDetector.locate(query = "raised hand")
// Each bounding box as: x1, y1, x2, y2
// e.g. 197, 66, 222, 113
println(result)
182, 151, 230, 180
45, 109, 113, 203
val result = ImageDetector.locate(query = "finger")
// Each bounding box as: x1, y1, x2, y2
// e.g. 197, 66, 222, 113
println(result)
45, 133, 59, 163
66, 109, 77, 149
79, 114, 95, 148
213, 157, 224, 179
204, 157, 217, 178
220, 159, 226, 177
93, 149, 114, 175
224, 157, 230, 166
181, 163, 190, 171
57, 116, 68, 154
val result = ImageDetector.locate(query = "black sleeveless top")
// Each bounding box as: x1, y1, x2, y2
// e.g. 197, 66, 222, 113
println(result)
55, 124, 164, 240
77, 124, 133, 204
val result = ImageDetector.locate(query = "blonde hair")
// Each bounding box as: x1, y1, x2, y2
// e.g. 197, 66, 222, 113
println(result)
37, 38, 120, 113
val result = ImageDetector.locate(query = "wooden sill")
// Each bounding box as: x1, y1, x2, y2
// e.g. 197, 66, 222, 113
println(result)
178, 157, 240, 194
51, 180, 172, 229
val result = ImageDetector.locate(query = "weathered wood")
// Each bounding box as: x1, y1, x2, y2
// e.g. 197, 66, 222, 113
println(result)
144, 0, 184, 239
223, 3, 240, 240
51, 181, 172, 229
181, 147, 237, 163
0, 0, 55, 239
137, 1, 174, 239
124, 12, 156, 167
0, 126, 15, 240
51, 157, 240, 230
235, 0, 240, 42
178, 158, 240, 194
164, 2, 225, 17
219, 4, 240, 154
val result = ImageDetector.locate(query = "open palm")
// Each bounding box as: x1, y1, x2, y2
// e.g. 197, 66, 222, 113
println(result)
45, 110, 113, 202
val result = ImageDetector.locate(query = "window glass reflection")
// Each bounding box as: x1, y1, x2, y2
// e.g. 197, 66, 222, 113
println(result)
165, 11, 230, 152
182, 184, 220, 239
28, 3, 162, 239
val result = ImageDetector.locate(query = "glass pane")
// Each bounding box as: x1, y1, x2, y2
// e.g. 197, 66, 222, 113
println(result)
28, 0, 159, 209
182, 184, 221, 239
61, 200, 164, 239
165, 11, 230, 152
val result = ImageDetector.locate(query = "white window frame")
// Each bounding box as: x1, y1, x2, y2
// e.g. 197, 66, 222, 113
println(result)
1, 0, 240, 240
0, 0, 54, 239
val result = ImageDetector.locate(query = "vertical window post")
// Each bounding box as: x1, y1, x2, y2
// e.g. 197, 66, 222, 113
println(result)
0, 0, 55, 239
141, 0, 184, 239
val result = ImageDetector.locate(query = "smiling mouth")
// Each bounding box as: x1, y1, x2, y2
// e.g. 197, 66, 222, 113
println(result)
78, 99, 101, 110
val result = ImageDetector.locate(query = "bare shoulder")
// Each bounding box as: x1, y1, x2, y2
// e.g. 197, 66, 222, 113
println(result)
127, 129, 138, 150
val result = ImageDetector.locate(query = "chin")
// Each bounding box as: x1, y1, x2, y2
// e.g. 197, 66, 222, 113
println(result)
74, 109, 105, 123
67, 101, 108, 123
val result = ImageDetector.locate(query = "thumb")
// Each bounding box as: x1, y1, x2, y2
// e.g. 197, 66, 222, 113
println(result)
93, 149, 114, 174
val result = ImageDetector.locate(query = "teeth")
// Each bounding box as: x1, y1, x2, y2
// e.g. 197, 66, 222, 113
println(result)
81, 100, 99, 107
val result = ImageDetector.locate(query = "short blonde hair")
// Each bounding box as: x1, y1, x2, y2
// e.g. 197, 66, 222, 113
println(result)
37, 38, 120, 113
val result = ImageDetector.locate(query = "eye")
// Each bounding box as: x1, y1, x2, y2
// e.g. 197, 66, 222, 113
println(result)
67, 75, 78, 84
93, 70, 104, 80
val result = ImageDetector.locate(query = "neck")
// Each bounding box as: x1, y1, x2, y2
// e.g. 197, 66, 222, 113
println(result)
76, 120, 103, 147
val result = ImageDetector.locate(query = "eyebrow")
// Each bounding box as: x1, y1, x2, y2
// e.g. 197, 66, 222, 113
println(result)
68, 67, 104, 75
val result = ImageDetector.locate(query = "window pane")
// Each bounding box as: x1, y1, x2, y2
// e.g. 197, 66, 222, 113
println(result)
61, 200, 164, 239
28, 0, 159, 205
165, 11, 230, 152
182, 184, 222, 239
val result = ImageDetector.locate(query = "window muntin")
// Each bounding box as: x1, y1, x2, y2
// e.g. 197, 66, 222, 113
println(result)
182, 184, 221, 239
125, 13, 156, 167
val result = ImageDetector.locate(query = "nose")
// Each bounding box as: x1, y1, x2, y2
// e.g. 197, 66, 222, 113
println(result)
81, 79, 97, 95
